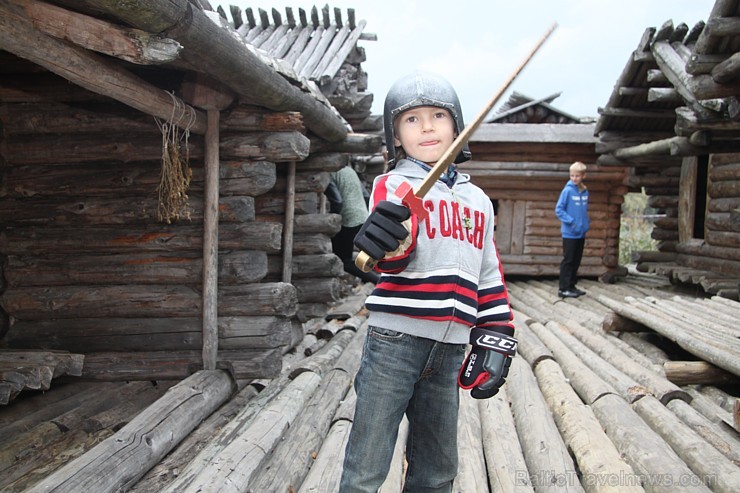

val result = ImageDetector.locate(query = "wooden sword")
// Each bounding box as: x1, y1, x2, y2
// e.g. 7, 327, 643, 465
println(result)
356, 23, 558, 273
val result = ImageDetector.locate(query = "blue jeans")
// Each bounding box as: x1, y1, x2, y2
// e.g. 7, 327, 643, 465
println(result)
339, 326, 467, 493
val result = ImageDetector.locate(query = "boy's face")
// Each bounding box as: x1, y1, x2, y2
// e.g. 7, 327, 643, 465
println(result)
570, 171, 585, 186
393, 106, 455, 165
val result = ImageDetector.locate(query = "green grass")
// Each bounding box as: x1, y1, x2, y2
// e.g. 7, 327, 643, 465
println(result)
619, 191, 659, 265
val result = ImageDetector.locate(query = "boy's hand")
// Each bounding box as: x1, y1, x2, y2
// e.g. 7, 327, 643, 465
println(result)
354, 201, 411, 260
458, 326, 517, 399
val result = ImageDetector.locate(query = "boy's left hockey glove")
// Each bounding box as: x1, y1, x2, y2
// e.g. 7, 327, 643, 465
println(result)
458, 325, 517, 399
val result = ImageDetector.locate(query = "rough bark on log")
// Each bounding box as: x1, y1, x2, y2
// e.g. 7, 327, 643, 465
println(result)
293, 277, 341, 303
296, 418, 351, 493
246, 368, 352, 492
633, 396, 740, 492
2, 282, 297, 319
266, 253, 343, 279
26, 370, 234, 493
453, 392, 489, 493
128, 384, 259, 493
478, 387, 534, 493
665, 398, 740, 467
80, 349, 282, 381
534, 359, 644, 493
167, 371, 321, 493
0, 222, 283, 254
507, 357, 583, 493
5, 251, 267, 287
294, 213, 342, 235
591, 394, 711, 493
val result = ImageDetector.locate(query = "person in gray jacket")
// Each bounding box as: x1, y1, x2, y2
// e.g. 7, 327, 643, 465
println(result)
339, 71, 516, 493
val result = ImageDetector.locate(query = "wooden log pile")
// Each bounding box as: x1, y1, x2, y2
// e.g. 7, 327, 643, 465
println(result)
633, 153, 740, 300
1, 275, 738, 491
0, 350, 84, 404
0, 42, 356, 383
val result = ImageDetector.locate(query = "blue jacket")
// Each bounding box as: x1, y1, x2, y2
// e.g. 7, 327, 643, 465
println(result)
555, 181, 590, 239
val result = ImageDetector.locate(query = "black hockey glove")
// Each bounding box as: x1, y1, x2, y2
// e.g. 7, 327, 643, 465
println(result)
458, 325, 517, 399
354, 200, 412, 261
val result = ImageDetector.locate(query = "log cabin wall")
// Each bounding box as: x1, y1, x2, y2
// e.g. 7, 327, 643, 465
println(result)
0, 1, 380, 392
463, 122, 629, 279
595, 1, 740, 299
0, 60, 309, 381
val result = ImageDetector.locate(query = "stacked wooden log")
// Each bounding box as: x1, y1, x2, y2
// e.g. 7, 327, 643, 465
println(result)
632, 151, 740, 300
0, 59, 346, 380
0, 350, 84, 404
1, 276, 738, 491
0, 379, 176, 491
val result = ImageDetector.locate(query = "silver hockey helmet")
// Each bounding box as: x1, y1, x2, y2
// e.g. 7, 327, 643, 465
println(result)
383, 71, 471, 167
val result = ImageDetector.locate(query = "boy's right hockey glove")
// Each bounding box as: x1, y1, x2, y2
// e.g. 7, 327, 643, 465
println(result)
354, 200, 412, 261
458, 325, 517, 399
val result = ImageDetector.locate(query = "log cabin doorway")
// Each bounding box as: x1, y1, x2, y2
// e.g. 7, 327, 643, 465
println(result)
678, 155, 709, 243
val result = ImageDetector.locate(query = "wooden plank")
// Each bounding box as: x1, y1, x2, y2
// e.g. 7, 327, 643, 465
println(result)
510, 200, 527, 255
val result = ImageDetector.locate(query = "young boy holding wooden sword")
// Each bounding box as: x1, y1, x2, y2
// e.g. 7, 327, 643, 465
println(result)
338, 71, 517, 493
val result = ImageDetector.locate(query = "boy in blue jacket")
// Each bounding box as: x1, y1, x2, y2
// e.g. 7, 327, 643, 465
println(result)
555, 161, 590, 298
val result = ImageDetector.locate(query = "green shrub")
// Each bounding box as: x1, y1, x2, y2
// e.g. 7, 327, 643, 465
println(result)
619, 191, 659, 265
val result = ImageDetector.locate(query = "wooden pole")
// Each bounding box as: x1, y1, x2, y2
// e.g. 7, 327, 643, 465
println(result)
282, 161, 297, 283
202, 109, 220, 370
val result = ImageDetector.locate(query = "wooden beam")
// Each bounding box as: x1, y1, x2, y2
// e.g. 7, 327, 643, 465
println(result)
711, 51, 740, 84
0, 0, 207, 133
282, 161, 296, 283
80, 0, 348, 142
651, 40, 718, 121
12, 0, 182, 65
202, 109, 220, 371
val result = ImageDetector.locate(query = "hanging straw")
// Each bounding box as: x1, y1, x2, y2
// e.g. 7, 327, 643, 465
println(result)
155, 92, 196, 223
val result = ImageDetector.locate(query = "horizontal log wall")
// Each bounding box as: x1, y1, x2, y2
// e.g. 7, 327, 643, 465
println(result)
0, 75, 343, 380
462, 162, 627, 276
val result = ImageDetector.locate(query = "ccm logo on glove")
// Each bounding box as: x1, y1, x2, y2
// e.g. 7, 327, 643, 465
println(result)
474, 332, 517, 354
458, 325, 517, 399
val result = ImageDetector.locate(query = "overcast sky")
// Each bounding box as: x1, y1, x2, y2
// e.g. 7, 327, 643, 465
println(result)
224, 0, 715, 123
